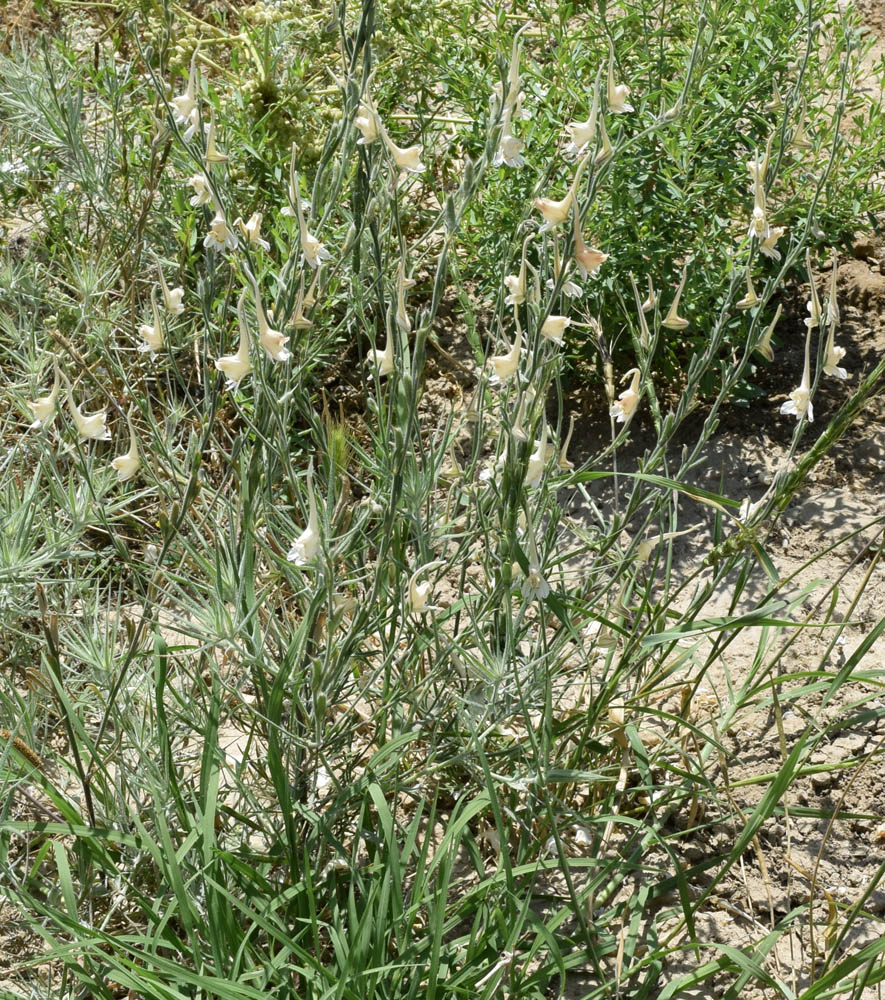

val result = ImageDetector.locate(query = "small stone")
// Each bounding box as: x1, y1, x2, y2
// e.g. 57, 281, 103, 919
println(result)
811, 771, 833, 792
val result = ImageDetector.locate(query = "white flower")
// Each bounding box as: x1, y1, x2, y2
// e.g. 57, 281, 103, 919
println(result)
565, 67, 602, 155
754, 303, 781, 362
610, 368, 641, 423
557, 414, 576, 472
606, 42, 634, 113
156, 261, 185, 315
215, 290, 254, 388
494, 122, 526, 168
738, 495, 766, 524
27, 358, 60, 429
535, 154, 589, 231
187, 172, 212, 206
291, 273, 314, 330
640, 274, 656, 312
511, 393, 528, 441
541, 315, 571, 346
354, 96, 380, 145
495, 22, 532, 115
759, 226, 786, 261
572, 207, 609, 278
61, 373, 110, 441
822, 323, 847, 380
204, 107, 227, 165
804, 250, 822, 331
524, 419, 548, 487
395, 257, 414, 334
287, 460, 320, 566
629, 274, 652, 350
661, 265, 689, 330
172, 54, 200, 141
747, 167, 769, 242
204, 200, 238, 252
521, 563, 550, 602
595, 113, 613, 164
735, 267, 759, 310
287, 144, 331, 267
245, 271, 290, 362
407, 560, 444, 614
111, 410, 141, 482
491, 316, 522, 383
504, 233, 532, 306
369, 332, 395, 377
138, 285, 165, 354
780, 289, 815, 422
791, 101, 812, 150
378, 119, 424, 175
236, 212, 270, 251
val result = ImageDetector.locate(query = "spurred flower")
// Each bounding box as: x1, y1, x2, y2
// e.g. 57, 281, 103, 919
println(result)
156, 260, 185, 315
287, 144, 331, 268
572, 206, 608, 278
236, 212, 270, 251
394, 257, 415, 334
629, 273, 652, 350
606, 42, 634, 113
287, 459, 320, 566
565, 66, 602, 156
735, 267, 759, 311
557, 414, 576, 472
407, 559, 445, 614
493, 106, 526, 168
172, 53, 200, 141
204, 199, 239, 252
754, 303, 781, 362
524, 419, 548, 487
27, 358, 60, 429
759, 225, 786, 261
246, 272, 290, 362
661, 265, 689, 330
504, 234, 532, 306
215, 290, 254, 388
491, 315, 522, 382
369, 331, 395, 377
804, 250, 822, 332
61, 372, 110, 441
610, 367, 642, 423
205, 107, 227, 164
138, 285, 165, 354
535, 154, 589, 231
541, 314, 571, 346
187, 172, 212, 206
354, 84, 380, 145
780, 283, 815, 423
111, 409, 141, 482
379, 122, 424, 175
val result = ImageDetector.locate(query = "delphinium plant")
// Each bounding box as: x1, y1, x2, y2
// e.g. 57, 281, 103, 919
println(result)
1, 0, 884, 997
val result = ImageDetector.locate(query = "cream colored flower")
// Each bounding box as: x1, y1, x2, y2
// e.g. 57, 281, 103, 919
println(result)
394, 257, 415, 334
369, 332, 395, 377
572, 207, 608, 278
187, 172, 212, 206
826, 250, 840, 328
379, 122, 424, 175
204, 199, 238, 252
156, 261, 185, 315
491, 315, 522, 382
661, 265, 689, 330
541, 314, 571, 346
215, 290, 254, 388
291, 273, 313, 331
251, 278, 290, 362
138, 285, 165, 354
61, 373, 110, 442
629, 273, 652, 350
565, 67, 602, 155
641, 274, 656, 312
287, 460, 320, 566
27, 358, 60, 429
172, 53, 199, 141
735, 267, 759, 310
236, 212, 270, 251
354, 95, 380, 145
504, 233, 532, 306
407, 559, 445, 614
610, 368, 641, 423
780, 293, 814, 422
759, 225, 786, 261
606, 42, 633, 113
524, 419, 548, 487
791, 101, 812, 150
754, 303, 781, 362
111, 409, 141, 482
595, 113, 613, 164
287, 145, 331, 267
494, 22, 532, 115
535, 154, 589, 231
204, 107, 227, 165
804, 250, 821, 331
557, 414, 576, 472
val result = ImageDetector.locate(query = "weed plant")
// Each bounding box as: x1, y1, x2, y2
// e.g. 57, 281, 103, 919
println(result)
1, 0, 885, 997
